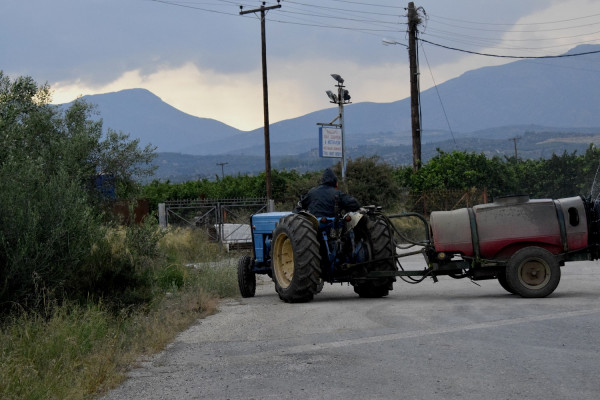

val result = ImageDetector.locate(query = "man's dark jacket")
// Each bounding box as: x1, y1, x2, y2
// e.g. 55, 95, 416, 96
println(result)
294, 169, 360, 217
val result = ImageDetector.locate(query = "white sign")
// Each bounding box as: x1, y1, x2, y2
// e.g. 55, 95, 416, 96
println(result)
319, 127, 342, 158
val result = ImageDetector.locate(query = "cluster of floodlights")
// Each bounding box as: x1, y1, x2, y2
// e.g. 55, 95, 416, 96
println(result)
326, 74, 351, 104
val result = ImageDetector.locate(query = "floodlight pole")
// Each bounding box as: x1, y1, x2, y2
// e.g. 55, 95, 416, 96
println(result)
240, 1, 281, 200
336, 82, 347, 181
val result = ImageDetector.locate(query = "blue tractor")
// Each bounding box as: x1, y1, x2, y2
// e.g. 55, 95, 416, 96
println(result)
237, 206, 397, 303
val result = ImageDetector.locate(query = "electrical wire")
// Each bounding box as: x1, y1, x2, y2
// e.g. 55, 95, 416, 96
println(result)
278, 8, 401, 28
322, 0, 404, 9
285, 0, 402, 17
419, 42, 456, 147
149, 0, 600, 55
427, 12, 600, 27
424, 26, 600, 44
421, 31, 600, 54
424, 17, 600, 34
420, 38, 600, 59
149, 0, 239, 15
421, 9, 600, 55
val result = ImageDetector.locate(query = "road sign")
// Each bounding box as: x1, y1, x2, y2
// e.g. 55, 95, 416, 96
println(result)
319, 126, 343, 158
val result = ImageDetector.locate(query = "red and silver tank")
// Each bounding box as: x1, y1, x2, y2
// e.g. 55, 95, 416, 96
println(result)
430, 195, 589, 260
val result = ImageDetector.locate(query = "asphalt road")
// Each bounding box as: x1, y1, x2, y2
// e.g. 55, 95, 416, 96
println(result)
101, 255, 600, 400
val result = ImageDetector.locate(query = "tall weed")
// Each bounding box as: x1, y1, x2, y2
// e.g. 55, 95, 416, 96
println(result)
0, 227, 238, 399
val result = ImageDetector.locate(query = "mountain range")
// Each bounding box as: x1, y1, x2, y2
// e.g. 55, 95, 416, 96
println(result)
73, 44, 600, 181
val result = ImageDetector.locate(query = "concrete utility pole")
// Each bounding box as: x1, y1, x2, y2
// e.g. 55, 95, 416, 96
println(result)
216, 162, 228, 179
240, 1, 281, 200
509, 137, 521, 159
407, 2, 422, 171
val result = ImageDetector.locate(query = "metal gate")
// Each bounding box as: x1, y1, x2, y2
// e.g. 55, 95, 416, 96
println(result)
158, 198, 271, 244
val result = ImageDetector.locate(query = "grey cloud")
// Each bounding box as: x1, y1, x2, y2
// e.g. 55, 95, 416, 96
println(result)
0, 0, 568, 87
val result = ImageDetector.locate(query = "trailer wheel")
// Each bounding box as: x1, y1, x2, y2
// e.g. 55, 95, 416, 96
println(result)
497, 270, 516, 295
353, 214, 397, 298
237, 255, 256, 298
271, 214, 322, 303
505, 247, 561, 298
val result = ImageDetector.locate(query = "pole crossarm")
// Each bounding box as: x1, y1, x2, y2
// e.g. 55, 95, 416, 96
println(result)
239, 3, 281, 15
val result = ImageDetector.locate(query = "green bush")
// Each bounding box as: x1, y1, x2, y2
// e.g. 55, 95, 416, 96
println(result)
156, 265, 188, 291
0, 72, 157, 314
0, 165, 105, 312
343, 156, 404, 210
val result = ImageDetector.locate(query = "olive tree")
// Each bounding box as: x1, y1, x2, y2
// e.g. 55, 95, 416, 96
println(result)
0, 72, 157, 312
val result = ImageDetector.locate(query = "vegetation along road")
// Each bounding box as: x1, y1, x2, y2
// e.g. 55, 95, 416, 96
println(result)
102, 254, 600, 400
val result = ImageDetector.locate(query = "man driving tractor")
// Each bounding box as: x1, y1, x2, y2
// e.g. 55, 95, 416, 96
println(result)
294, 168, 361, 217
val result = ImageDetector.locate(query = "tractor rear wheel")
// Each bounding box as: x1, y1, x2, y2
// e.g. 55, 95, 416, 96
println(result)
237, 255, 256, 298
353, 214, 397, 298
271, 214, 322, 303
505, 247, 561, 298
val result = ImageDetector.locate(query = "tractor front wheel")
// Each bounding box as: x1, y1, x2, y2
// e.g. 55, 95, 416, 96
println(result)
237, 255, 256, 298
271, 214, 322, 303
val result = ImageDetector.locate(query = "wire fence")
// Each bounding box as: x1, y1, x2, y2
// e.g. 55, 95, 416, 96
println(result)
159, 198, 269, 247
406, 188, 489, 216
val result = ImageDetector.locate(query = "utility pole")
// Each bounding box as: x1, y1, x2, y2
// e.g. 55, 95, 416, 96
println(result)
407, 2, 422, 171
216, 162, 228, 179
240, 1, 281, 200
509, 137, 521, 159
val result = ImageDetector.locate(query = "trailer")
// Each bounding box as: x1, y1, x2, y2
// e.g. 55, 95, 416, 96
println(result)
237, 195, 600, 302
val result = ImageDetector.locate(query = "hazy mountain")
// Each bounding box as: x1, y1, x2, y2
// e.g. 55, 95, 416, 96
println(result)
67, 44, 600, 180
78, 89, 240, 154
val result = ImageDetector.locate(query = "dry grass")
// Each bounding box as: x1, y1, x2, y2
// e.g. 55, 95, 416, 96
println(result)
0, 227, 238, 400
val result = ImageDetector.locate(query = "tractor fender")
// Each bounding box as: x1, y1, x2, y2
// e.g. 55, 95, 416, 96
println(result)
296, 211, 319, 231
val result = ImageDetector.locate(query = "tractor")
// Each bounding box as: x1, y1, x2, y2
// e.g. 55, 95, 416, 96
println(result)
237, 195, 600, 302
237, 206, 396, 302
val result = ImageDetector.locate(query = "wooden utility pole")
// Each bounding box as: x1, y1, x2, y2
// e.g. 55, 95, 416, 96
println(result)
240, 1, 281, 200
407, 2, 422, 171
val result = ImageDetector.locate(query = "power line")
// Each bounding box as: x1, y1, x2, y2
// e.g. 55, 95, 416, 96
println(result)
269, 17, 404, 33
322, 0, 403, 9
421, 31, 600, 53
285, 0, 401, 17
423, 26, 600, 44
149, 0, 600, 59
419, 42, 456, 147
419, 38, 600, 59
427, 12, 600, 27
278, 9, 400, 27
424, 17, 600, 33
149, 0, 238, 15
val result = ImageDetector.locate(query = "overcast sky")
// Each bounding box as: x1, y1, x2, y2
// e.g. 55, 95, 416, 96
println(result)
3, 0, 600, 130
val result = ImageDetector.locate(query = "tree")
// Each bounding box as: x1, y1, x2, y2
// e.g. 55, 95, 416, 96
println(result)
342, 156, 402, 209
409, 150, 513, 196
0, 72, 158, 311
